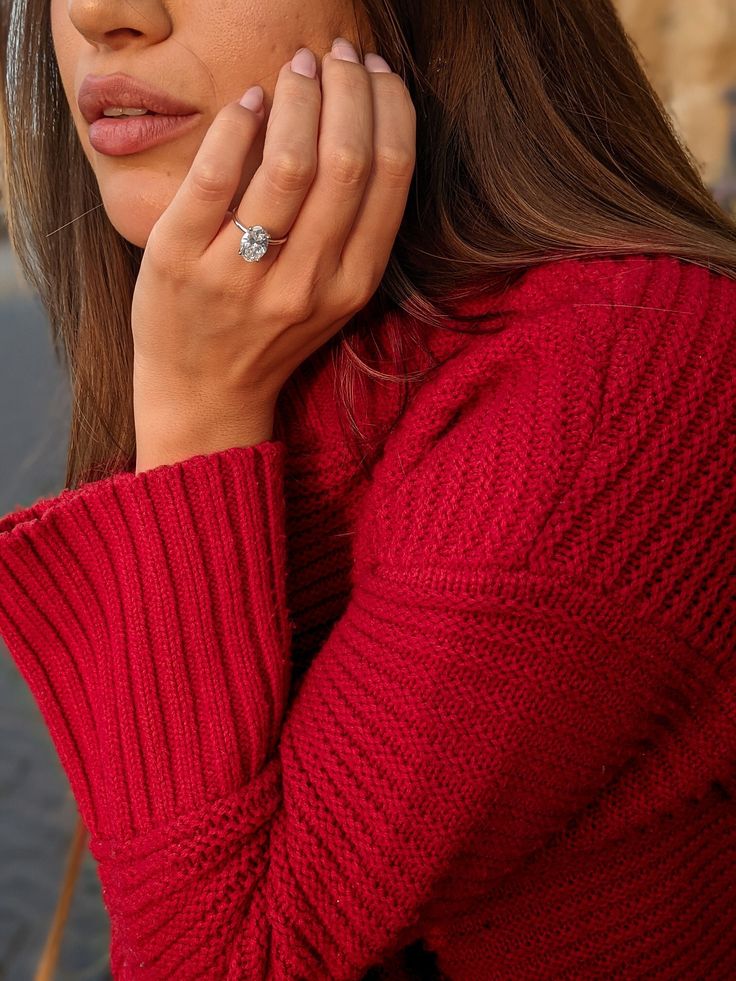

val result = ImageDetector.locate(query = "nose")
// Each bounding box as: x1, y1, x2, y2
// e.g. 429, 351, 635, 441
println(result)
66, 0, 171, 50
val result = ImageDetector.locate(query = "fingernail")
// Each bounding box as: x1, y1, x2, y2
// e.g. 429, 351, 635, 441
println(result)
291, 47, 317, 78
239, 85, 264, 112
364, 52, 392, 74
331, 37, 359, 63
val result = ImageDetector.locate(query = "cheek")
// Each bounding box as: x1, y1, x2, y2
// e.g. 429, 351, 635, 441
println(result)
50, 4, 82, 117
49, 3, 99, 171
49, 0, 70, 69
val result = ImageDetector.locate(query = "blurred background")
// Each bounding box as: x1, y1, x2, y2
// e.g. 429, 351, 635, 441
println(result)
1, 1, 736, 978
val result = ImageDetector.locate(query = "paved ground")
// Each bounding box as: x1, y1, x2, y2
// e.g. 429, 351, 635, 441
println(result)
0, 239, 112, 979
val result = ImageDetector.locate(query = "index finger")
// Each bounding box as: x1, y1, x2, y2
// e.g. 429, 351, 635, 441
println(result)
153, 89, 266, 254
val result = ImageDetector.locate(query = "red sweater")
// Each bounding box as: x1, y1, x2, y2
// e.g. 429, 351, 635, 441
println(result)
0, 253, 734, 979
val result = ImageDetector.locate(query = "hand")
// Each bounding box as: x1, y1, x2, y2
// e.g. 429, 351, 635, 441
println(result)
131, 39, 417, 468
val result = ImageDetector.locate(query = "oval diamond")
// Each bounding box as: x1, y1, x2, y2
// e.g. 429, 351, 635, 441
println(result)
238, 225, 269, 262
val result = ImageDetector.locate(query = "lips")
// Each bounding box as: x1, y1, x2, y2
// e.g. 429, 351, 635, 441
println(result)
78, 73, 199, 124
87, 113, 202, 156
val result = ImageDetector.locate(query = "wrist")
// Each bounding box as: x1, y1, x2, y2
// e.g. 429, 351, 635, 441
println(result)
134, 407, 275, 474
133, 365, 279, 473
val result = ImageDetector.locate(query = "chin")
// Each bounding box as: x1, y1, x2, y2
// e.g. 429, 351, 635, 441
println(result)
106, 214, 156, 250
97, 178, 180, 248
91, 141, 261, 250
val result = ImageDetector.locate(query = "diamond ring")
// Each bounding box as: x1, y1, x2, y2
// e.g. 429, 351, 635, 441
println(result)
230, 209, 289, 263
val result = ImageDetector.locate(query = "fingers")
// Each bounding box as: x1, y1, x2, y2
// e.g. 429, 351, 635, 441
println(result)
214, 52, 323, 272
153, 91, 266, 254
216, 40, 415, 301
270, 47, 374, 263
336, 61, 416, 299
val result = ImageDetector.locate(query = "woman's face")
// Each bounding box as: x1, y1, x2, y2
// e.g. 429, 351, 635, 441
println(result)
51, 0, 375, 248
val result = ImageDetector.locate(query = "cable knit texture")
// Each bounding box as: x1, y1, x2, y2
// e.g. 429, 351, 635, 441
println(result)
0, 253, 734, 979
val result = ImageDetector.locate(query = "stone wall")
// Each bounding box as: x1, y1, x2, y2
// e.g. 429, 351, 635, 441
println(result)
616, 0, 736, 189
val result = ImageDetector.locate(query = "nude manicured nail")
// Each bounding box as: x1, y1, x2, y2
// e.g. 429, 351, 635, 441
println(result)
331, 37, 360, 63
364, 52, 392, 74
291, 47, 317, 78
239, 85, 264, 111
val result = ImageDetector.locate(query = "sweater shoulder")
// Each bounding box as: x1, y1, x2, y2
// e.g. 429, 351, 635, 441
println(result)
354, 253, 736, 651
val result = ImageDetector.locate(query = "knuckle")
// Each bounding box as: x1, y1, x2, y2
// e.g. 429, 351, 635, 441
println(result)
266, 146, 317, 192
338, 266, 382, 316
374, 143, 416, 183
352, 280, 378, 314
324, 144, 371, 187
189, 161, 232, 202
281, 287, 315, 324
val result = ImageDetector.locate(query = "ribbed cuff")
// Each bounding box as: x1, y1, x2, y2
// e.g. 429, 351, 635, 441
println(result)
0, 439, 291, 842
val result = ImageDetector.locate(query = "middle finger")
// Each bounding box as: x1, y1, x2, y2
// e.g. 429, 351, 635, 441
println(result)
222, 39, 374, 275
214, 48, 323, 269
283, 40, 374, 266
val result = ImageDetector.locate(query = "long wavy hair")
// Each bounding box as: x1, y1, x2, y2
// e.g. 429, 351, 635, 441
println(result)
2, 0, 736, 976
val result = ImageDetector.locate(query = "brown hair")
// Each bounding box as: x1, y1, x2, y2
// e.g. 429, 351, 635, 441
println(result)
1, 0, 735, 974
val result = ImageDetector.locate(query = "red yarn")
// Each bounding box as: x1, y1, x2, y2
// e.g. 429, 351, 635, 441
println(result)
0, 253, 734, 979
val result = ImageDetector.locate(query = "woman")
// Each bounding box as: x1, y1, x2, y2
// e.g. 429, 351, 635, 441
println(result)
0, 0, 734, 976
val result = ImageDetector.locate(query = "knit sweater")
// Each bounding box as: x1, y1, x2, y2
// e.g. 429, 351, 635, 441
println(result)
0, 252, 734, 980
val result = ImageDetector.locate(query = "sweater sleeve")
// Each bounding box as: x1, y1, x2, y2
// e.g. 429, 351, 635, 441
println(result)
0, 440, 709, 980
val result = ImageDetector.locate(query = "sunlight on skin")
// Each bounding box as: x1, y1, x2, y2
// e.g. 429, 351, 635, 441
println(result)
51, 0, 376, 247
